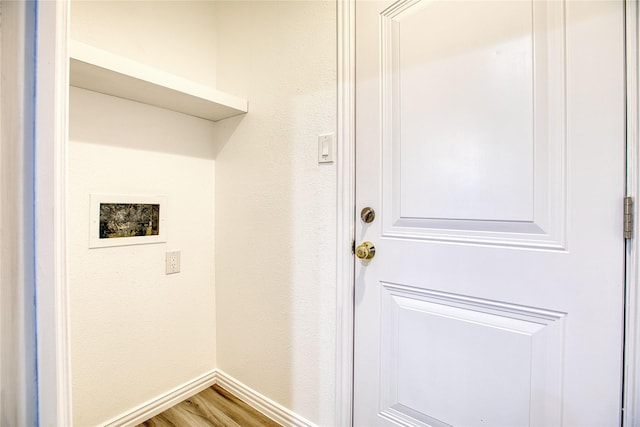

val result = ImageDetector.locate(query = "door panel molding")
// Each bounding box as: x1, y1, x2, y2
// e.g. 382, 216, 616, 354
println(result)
380, 0, 567, 250
379, 282, 564, 427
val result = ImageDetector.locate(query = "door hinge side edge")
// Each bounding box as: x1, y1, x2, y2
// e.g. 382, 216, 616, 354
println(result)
625, 196, 633, 239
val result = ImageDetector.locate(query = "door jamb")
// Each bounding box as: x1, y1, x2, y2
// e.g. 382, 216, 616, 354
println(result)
624, 0, 639, 425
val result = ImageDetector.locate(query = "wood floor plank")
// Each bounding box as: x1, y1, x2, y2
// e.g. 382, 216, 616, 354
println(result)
137, 385, 282, 427
203, 385, 281, 427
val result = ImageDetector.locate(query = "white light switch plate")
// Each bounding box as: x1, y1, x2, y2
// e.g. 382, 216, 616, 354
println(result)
318, 133, 335, 163
166, 251, 181, 274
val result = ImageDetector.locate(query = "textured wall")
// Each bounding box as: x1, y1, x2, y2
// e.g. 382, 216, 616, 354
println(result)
68, 87, 217, 426
71, 1, 218, 88
214, 2, 337, 425
69, 2, 221, 424
69, 2, 338, 425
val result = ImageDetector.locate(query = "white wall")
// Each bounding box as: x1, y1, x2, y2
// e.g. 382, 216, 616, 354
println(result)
71, 1, 218, 88
214, 2, 337, 425
68, 88, 218, 426
69, 2, 338, 425
69, 2, 221, 424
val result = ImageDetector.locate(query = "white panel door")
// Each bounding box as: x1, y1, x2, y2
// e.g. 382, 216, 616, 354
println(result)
353, 1, 626, 426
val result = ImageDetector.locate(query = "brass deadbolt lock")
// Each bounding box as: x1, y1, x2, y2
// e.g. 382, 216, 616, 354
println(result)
360, 207, 375, 223
355, 241, 376, 260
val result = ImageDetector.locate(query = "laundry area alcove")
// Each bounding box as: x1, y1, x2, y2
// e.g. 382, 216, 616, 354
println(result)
66, 2, 337, 425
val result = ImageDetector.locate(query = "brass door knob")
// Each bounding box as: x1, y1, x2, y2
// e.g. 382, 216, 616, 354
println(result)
355, 241, 376, 260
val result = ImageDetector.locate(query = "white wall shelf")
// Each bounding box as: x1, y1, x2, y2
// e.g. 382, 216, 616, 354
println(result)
69, 40, 248, 122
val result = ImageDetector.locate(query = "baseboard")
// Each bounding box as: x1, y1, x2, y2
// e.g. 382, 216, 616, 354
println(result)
101, 369, 218, 427
99, 369, 315, 427
214, 370, 316, 427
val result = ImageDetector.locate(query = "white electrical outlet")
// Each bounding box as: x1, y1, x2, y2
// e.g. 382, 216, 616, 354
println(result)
166, 251, 181, 274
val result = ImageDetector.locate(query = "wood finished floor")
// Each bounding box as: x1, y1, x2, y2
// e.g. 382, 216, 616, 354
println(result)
137, 385, 282, 427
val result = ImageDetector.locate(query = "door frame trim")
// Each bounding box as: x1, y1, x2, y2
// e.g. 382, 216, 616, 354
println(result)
335, 0, 356, 425
624, 0, 640, 425
34, 0, 73, 425
336, 1, 640, 426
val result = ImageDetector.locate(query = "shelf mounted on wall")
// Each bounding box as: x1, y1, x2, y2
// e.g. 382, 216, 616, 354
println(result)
69, 40, 248, 122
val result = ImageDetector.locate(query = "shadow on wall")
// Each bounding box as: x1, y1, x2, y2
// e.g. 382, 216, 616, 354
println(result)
69, 87, 229, 160
212, 114, 244, 158
67, 0, 337, 423
213, 1, 336, 425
